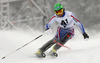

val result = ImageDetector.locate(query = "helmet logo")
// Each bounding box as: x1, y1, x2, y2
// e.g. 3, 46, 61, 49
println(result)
55, 7, 60, 9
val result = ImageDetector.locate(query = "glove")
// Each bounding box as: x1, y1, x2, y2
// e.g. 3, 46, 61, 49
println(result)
45, 28, 49, 31
83, 32, 89, 39
46, 24, 49, 31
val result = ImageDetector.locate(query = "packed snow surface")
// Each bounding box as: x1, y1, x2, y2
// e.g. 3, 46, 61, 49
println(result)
0, 30, 100, 63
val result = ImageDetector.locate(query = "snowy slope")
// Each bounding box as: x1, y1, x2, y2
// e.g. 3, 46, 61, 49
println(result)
0, 30, 100, 63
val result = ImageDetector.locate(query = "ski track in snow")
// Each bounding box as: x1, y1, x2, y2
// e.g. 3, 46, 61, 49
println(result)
0, 30, 100, 63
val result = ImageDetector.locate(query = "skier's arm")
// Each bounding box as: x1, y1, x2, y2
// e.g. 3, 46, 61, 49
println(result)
46, 16, 56, 30
71, 14, 89, 39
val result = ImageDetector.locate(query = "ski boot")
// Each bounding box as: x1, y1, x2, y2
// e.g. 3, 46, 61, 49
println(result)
49, 47, 58, 57
35, 50, 46, 58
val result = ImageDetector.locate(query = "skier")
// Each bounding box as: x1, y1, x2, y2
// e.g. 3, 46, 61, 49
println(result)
35, 3, 89, 58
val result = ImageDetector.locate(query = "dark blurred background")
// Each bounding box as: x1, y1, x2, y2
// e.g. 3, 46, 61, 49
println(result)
0, 0, 100, 32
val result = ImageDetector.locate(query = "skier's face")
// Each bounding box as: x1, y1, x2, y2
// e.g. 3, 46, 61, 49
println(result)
55, 9, 64, 17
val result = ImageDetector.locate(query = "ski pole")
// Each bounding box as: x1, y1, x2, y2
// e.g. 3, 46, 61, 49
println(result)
2, 34, 43, 59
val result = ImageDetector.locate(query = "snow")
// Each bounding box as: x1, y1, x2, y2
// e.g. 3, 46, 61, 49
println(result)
0, 30, 100, 63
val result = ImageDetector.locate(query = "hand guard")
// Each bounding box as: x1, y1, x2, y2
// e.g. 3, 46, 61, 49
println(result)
45, 28, 49, 31
44, 28, 52, 34
83, 32, 89, 39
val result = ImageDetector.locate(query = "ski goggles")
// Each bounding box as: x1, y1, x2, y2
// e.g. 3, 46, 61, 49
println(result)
55, 9, 63, 15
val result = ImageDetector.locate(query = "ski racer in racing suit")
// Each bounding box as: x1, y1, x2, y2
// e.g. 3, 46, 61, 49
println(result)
35, 3, 89, 58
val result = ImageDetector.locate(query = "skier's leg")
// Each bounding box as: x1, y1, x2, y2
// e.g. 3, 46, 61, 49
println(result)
39, 39, 55, 52
35, 37, 56, 57
50, 33, 71, 55
52, 28, 74, 52
49, 28, 74, 57
53, 33, 71, 51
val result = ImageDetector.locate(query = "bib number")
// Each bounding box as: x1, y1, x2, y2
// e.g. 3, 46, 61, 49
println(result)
61, 19, 68, 28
